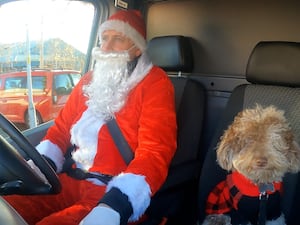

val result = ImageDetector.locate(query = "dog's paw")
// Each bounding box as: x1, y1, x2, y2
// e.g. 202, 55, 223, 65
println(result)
202, 214, 231, 225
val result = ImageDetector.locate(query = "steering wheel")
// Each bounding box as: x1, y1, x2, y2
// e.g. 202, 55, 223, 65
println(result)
0, 113, 61, 195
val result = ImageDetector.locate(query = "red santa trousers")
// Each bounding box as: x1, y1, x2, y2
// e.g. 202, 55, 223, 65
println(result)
4, 173, 106, 225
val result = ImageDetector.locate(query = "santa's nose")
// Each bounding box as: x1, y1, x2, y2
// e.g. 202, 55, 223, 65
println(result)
101, 40, 114, 51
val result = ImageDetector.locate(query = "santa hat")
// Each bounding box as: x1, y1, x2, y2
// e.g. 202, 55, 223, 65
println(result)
99, 10, 147, 52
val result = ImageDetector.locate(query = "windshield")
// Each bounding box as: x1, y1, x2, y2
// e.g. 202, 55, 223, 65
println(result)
0, 0, 96, 130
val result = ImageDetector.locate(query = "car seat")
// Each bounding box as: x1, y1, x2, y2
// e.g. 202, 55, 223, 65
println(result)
141, 35, 206, 225
198, 41, 300, 225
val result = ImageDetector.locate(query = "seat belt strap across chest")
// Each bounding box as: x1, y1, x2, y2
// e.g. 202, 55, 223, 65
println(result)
106, 118, 134, 165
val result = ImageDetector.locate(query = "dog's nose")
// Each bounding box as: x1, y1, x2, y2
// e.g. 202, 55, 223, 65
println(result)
256, 157, 268, 167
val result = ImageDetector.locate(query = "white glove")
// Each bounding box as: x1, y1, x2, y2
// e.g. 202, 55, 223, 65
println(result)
79, 205, 120, 225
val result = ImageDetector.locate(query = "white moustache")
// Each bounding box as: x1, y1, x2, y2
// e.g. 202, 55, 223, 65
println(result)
92, 47, 130, 62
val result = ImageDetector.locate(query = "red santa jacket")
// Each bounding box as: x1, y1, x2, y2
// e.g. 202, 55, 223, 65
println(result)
36, 54, 177, 222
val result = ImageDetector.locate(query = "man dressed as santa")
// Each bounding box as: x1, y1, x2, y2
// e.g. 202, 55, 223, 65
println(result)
4, 9, 177, 225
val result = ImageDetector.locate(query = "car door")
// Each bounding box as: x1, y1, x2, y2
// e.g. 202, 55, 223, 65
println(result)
0, 76, 28, 123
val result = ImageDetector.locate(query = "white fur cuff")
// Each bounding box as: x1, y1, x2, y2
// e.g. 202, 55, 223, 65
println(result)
36, 140, 64, 173
107, 173, 151, 222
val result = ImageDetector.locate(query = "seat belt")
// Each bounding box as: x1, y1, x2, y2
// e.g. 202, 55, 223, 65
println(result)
282, 172, 299, 223
106, 118, 134, 165
63, 118, 133, 184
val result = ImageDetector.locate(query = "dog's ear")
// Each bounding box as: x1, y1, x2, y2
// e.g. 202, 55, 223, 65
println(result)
217, 140, 234, 171
217, 110, 248, 171
287, 141, 300, 173
216, 125, 238, 171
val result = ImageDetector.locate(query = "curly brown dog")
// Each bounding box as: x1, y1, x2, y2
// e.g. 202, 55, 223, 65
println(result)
203, 105, 300, 225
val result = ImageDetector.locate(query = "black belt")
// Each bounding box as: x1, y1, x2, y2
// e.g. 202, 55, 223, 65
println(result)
62, 145, 113, 184
63, 118, 133, 185
66, 167, 113, 184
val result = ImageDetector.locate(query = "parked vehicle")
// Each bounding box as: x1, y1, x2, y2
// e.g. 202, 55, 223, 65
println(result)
0, 70, 81, 128
0, 0, 299, 225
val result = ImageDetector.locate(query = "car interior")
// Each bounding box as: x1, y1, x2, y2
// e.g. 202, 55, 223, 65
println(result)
0, 0, 300, 225
144, 35, 205, 224
198, 41, 300, 225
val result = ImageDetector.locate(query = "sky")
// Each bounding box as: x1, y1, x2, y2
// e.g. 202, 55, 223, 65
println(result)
0, 0, 95, 53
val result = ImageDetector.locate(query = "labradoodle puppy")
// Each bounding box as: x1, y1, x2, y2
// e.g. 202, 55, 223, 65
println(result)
203, 105, 300, 225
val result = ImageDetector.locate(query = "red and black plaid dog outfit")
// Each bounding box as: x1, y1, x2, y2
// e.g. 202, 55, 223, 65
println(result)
205, 171, 283, 224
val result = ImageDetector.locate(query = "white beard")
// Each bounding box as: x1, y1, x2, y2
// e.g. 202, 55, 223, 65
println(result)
70, 49, 153, 170
83, 47, 132, 121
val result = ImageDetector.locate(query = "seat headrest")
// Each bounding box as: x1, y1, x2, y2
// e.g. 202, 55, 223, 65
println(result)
246, 41, 300, 87
147, 35, 193, 73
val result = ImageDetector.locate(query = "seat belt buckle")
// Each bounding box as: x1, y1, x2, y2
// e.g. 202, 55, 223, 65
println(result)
259, 183, 274, 200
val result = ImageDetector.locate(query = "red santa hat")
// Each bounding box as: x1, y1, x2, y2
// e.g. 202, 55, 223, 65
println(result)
99, 10, 147, 52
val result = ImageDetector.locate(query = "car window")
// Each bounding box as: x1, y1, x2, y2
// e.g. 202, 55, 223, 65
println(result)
70, 73, 81, 86
4, 78, 22, 89
0, 0, 97, 130
4, 76, 46, 90
32, 77, 47, 90
54, 74, 73, 95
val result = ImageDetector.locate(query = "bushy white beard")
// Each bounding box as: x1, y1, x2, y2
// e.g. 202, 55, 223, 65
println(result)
83, 47, 132, 121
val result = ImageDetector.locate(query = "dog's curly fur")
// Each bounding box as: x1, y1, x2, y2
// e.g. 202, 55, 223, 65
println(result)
217, 104, 300, 185
202, 105, 300, 225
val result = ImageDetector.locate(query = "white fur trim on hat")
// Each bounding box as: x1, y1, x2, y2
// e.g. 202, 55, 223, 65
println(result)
106, 173, 151, 222
99, 20, 147, 52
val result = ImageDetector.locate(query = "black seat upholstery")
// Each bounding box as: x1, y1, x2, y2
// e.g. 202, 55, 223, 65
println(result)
198, 41, 300, 225
143, 35, 205, 225
147, 35, 194, 74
